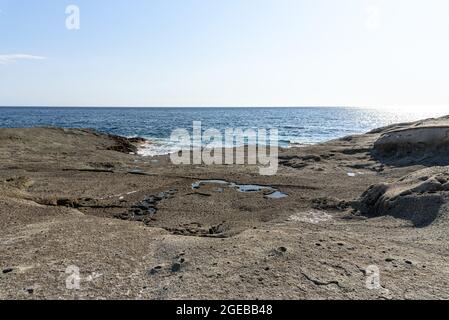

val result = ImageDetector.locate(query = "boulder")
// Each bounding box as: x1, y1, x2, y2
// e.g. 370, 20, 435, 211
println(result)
373, 126, 449, 165
355, 167, 449, 227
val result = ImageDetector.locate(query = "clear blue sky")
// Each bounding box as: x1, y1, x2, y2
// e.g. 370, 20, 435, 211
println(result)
0, 0, 448, 109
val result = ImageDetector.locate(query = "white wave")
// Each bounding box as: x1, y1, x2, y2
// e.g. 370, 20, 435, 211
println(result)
136, 137, 299, 157
137, 139, 176, 157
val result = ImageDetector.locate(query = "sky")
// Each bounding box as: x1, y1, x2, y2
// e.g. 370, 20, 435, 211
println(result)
0, 0, 449, 109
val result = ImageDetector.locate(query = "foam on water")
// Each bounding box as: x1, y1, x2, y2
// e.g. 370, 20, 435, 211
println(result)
137, 140, 175, 157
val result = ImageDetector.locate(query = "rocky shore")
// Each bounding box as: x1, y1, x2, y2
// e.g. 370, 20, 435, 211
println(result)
1, 116, 449, 300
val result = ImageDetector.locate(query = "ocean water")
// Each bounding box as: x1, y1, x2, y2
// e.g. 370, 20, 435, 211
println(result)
0, 107, 446, 155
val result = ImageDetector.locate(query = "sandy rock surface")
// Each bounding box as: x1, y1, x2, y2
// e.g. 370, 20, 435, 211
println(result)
1, 117, 449, 300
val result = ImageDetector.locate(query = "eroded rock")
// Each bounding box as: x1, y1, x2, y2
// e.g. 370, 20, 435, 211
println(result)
355, 167, 449, 227
373, 126, 449, 165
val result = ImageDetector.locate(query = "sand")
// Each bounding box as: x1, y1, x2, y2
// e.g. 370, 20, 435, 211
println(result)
1, 116, 449, 300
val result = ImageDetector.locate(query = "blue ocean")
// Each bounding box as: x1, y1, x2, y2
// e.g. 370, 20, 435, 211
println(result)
0, 107, 446, 155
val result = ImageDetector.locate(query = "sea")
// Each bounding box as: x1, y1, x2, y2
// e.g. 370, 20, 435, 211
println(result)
0, 107, 446, 156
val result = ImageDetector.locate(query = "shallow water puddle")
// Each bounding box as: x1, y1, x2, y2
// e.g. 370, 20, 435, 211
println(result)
347, 172, 357, 177
265, 191, 289, 199
192, 180, 288, 199
192, 180, 229, 189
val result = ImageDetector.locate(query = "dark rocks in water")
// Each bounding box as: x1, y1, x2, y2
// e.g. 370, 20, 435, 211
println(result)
106, 134, 146, 154
133, 207, 157, 216
115, 190, 177, 224
128, 137, 146, 144
133, 204, 157, 216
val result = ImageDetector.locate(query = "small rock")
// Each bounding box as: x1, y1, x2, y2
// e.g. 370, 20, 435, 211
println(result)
148, 269, 158, 276
269, 246, 288, 257
171, 263, 182, 273
24, 288, 34, 295
148, 266, 162, 276
2, 268, 13, 274
278, 247, 288, 253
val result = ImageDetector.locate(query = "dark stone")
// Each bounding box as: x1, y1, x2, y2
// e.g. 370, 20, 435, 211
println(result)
133, 208, 144, 216
171, 263, 182, 273
117, 189, 176, 224
57, 198, 76, 208
2, 268, 13, 274
301, 155, 322, 162
148, 268, 159, 276
144, 196, 157, 204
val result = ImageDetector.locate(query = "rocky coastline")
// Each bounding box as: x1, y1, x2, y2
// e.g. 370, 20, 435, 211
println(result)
1, 116, 449, 299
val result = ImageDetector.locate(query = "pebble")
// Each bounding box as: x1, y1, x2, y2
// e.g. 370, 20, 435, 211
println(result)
278, 247, 288, 253
24, 288, 34, 295
148, 266, 162, 276
171, 263, 182, 273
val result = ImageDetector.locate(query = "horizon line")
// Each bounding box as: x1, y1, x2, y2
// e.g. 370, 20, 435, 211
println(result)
0, 105, 385, 109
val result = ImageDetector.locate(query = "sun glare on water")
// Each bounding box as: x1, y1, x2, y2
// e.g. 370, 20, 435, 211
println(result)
375, 105, 448, 119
